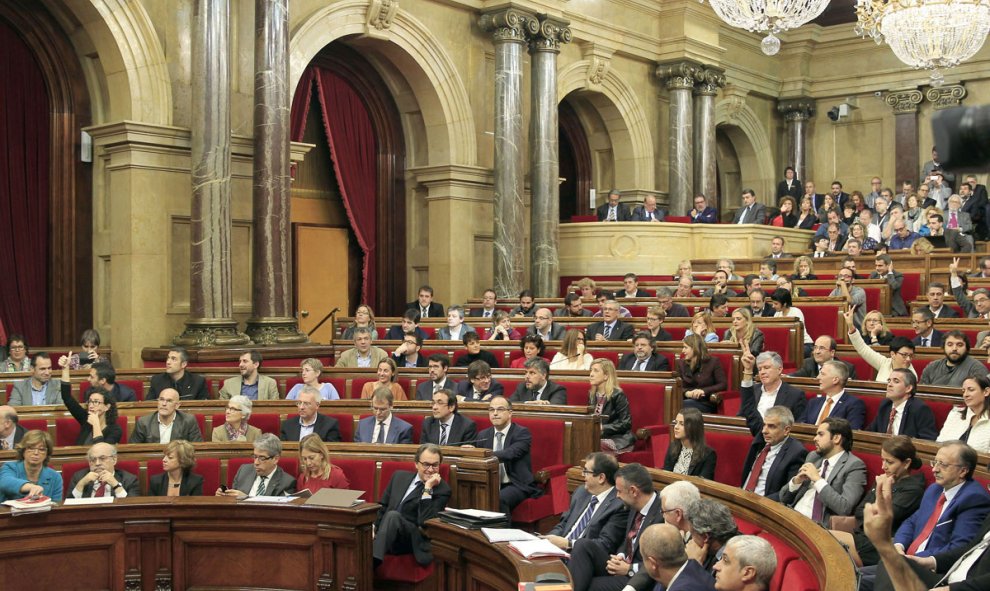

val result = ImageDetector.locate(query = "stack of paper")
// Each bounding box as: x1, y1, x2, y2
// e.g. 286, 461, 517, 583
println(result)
3, 494, 54, 515
507, 538, 570, 559
481, 527, 539, 543
439, 507, 510, 529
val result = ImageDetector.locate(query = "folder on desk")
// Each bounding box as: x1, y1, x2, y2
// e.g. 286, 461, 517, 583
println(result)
304, 488, 365, 508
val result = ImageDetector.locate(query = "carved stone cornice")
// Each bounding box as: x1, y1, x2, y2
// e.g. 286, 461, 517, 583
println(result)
656, 60, 702, 91
926, 84, 966, 110
580, 41, 613, 89
884, 89, 923, 115
777, 98, 815, 121
478, 7, 539, 44
366, 0, 398, 35
694, 67, 726, 96
529, 14, 571, 53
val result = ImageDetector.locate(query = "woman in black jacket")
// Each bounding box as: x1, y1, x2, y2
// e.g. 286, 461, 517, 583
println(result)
588, 358, 634, 454
60, 360, 122, 445
663, 408, 716, 479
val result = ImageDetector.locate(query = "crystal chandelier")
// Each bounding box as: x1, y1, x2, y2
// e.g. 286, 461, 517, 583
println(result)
855, 0, 990, 87
702, 0, 831, 55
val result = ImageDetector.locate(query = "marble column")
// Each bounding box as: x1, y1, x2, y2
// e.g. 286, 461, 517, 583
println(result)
479, 8, 538, 298
656, 61, 700, 215
176, 0, 250, 347
885, 90, 923, 189
528, 15, 570, 298
693, 67, 725, 203
244, 0, 307, 344
777, 99, 815, 184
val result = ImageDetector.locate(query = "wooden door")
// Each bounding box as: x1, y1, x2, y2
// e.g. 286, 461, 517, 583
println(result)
294, 225, 349, 343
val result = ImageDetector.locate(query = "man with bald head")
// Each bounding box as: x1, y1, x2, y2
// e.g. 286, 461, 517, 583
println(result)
639, 523, 715, 590
130, 387, 203, 444
631, 195, 666, 222
69, 442, 141, 498
0, 406, 24, 449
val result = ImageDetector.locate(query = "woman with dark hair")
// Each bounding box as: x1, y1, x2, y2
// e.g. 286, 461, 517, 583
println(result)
795, 196, 818, 230
0, 430, 62, 501
937, 376, 990, 451
677, 334, 727, 413
588, 359, 634, 454
1, 333, 30, 373
770, 288, 813, 358
829, 435, 925, 567
150, 440, 204, 496
770, 196, 797, 227
776, 166, 802, 200
60, 359, 122, 445
550, 329, 593, 370
510, 334, 545, 368
724, 307, 765, 356
662, 408, 716, 479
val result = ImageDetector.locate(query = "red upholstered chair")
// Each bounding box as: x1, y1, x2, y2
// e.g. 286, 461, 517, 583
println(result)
838, 355, 876, 382
62, 459, 142, 497
147, 457, 221, 496
505, 417, 570, 527
664, 216, 691, 223
17, 418, 48, 433
734, 518, 762, 536
779, 559, 819, 591
616, 382, 668, 465
4, 383, 12, 404
326, 413, 354, 442
393, 413, 426, 443
757, 532, 799, 591
375, 554, 434, 585
569, 215, 597, 222
705, 431, 755, 487
330, 457, 376, 501
588, 349, 621, 365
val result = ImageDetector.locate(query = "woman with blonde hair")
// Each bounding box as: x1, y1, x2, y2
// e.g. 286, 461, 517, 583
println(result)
550, 329, 593, 370
685, 310, 719, 343
0, 430, 62, 501
724, 307, 765, 356
341, 304, 376, 341
674, 260, 693, 279
861, 309, 895, 346
790, 255, 817, 280
212, 395, 262, 442
297, 433, 350, 492
588, 359, 633, 454
360, 357, 407, 400
150, 440, 203, 496
484, 310, 522, 341
286, 358, 341, 400
910, 237, 934, 255
848, 222, 879, 251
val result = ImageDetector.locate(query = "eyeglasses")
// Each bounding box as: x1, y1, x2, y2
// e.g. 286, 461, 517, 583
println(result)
226, 407, 243, 412
488, 407, 510, 414
580, 468, 598, 476
9, 345, 25, 351
88, 455, 114, 463
930, 459, 962, 469
893, 350, 914, 359
418, 461, 441, 470
252, 455, 274, 462
25, 447, 47, 454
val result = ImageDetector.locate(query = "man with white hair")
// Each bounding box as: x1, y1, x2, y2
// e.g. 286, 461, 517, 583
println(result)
713, 536, 777, 591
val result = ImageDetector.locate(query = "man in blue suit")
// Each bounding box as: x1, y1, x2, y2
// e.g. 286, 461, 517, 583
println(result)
354, 389, 414, 444
865, 369, 938, 440
474, 396, 538, 513
544, 452, 628, 553
894, 441, 990, 558
801, 360, 867, 430
638, 523, 715, 591
739, 406, 806, 502
690, 194, 718, 224
738, 350, 806, 437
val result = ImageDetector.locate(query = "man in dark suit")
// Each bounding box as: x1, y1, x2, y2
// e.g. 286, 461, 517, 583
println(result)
420, 389, 477, 446
690, 194, 718, 223
911, 308, 944, 348
474, 396, 538, 512
385, 309, 430, 341
391, 332, 428, 368
637, 523, 716, 591
804, 181, 826, 212
801, 361, 867, 430
544, 453, 628, 553
789, 335, 858, 381
69, 442, 141, 499
355, 389, 414, 444
406, 284, 444, 319
779, 417, 867, 527
960, 180, 988, 240
415, 354, 457, 401
872, 255, 907, 317
130, 388, 204, 443
620, 273, 651, 298
508, 357, 567, 405
468, 288, 498, 318
526, 307, 567, 341
597, 190, 631, 222
656, 287, 690, 319
618, 333, 670, 372
567, 463, 665, 591
748, 289, 775, 318
0, 406, 25, 449
83, 362, 137, 402
454, 360, 505, 402
555, 292, 594, 318
280, 387, 341, 442
865, 369, 937, 440
220, 434, 296, 497
740, 405, 806, 502
731, 189, 766, 224
147, 347, 208, 400
926, 282, 959, 319
738, 350, 806, 437
586, 300, 634, 342
830, 181, 851, 210
630, 195, 666, 222
373, 443, 452, 567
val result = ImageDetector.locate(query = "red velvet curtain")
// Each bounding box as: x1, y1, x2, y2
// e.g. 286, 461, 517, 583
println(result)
291, 65, 377, 305
0, 20, 49, 346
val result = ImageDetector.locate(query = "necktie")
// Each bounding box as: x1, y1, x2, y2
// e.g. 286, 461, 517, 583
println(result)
625, 512, 645, 562
421, 307, 428, 318
495, 432, 508, 483
403, 480, 425, 505
811, 460, 830, 522
94, 481, 107, 497
738, 206, 749, 224
744, 445, 771, 492
254, 475, 268, 497
907, 493, 948, 555
634, 359, 644, 371
433, 381, 442, 394
484, 310, 491, 318
440, 423, 449, 446
608, 207, 616, 221
603, 324, 612, 339
376, 421, 386, 444
950, 211, 958, 229
0, 439, 8, 450
816, 397, 835, 425
568, 496, 600, 542
886, 409, 897, 435
923, 337, 929, 347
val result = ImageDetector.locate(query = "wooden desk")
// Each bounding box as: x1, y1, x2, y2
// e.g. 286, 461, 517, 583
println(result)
0, 496, 377, 591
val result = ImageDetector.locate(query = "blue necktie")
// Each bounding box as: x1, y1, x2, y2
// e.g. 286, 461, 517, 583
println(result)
568, 496, 600, 541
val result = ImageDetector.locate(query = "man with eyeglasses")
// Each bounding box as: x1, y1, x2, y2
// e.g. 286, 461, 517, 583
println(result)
910, 308, 944, 348
920, 331, 988, 387
800, 361, 866, 429
420, 389, 476, 446
280, 386, 340, 442
414, 354, 455, 401
888, 219, 920, 251
354, 389, 413, 444
474, 396, 537, 513
130, 388, 203, 444
690, 194, 717, 224
391, 331, 427, 368
587, 300, 635, 342
69, 442, 140, 498
544, 452, 628, 553
831, 268, 866, 329
220, 433, 296, 497
950, 258, 990, 320
527, 307, 566, 341
864, 369, 937, 440
656, 287, 690, 319
372, 443, 451, 568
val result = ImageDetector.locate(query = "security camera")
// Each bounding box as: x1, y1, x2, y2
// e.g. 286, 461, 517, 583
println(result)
827, 106, 841, 121
874, 91, 883, 98
827, 104, 852, 122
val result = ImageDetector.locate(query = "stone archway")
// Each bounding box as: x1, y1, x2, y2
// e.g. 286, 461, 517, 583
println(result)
715, 100, 776, 211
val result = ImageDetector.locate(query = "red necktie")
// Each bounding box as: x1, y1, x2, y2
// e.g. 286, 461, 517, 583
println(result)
625, 512, 645, 562
94, 481, 107, 497
886, 409, 897, 435
907, 493, 947, 555
745, 445, 771, 492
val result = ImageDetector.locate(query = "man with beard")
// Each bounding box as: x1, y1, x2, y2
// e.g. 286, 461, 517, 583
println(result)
919, 331, 988, 387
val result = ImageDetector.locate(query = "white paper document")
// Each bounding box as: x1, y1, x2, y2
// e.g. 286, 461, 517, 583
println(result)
444, 507, 506, 519
242, 495, 295, 504
508, 538, 570, 559
63, 497, 115, 505
481, 528, 539, 543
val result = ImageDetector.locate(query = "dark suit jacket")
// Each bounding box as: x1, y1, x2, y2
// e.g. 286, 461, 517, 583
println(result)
149, 471, 204, 496
548, 486, 628, 551
374, 470, 452, 564
895, 479, 990, 557
663, 445, 717, 480
691, 206, 718, 224
385, 325, 429, 341
12, 423, 26, 445
932, 305, 960, 319
420, 413, 478, 446
913, 329, 945, 347
231, 463, 296, 496
585, 320, 635, 342
667, 303, 691, 318
622, 495, 666, 565
740, 436, 806, 501
148, 371, 208, 400
931, 512, 990, 591
280, 414, 341, 442
738, 381, 806, 437
415, 376, 457, 401
82, 382, 137, 403
630, 206, 667, 222
508, 380, 568, 405
454, 378, 504, 401
777, 179, 803, 200
790, 358, 858, 380
599, 390, 635, 451
802, 392, 867, 430
618, 354, 670, 372
871, 270, 907, 316
619, 289, 651, 299
70, 468, 141, 497
779, 450, 867, 525
476, 423, 538, 497
732, 203, 767, 224
596, 203, 631, 221
355, 415, 414, 444
406, 301, 445, 319
668, 559, 716, 591
392, 353, 429, 368
526, 323, 567, 341
866, 397, 938, 440
130, 411, 203, 443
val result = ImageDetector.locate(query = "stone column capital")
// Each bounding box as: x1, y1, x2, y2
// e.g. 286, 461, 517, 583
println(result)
926, 84, 966, 110
884, 89, 923, 114
529, 14, 571, 53
656, 60, 702, 91
777, 98, 815, 121
478, 7, 539, 44
693, 67, 726, 96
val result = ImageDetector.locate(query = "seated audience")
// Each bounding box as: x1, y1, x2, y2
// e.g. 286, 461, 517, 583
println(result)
618, 332, 670, 372
937, 376, 990, 451
354, 389, 414, 444
130, 388, 203, 443
657, 287, 690, 318
70, 442, 141, 498
791, 255, 818, 280
920, 331, 987, 388
831, 268, 867, 328
801, 360, 866, 430
663, 407, 716, 479
685, 499, 741, 574
457, 331, 501, 368
674, 275, 695, 298
925, 281, 958, 319
148, 347, 208, 400
281, 386, 340, 442
0, 430, 62, 501
508, 357, 566, 405
866, 369, 938, 440
59, 359, 121, 444
888, 219, 920, 250
712, 535, 777, 591
679, 334, 727, 414
421, 388, 477, 446
790, 335, 858, 380
84, 361, 136, 403
638, 523, 715, 590
644, 306, 675, 341
509, 290, 537, 318
738, 350, 806, 436
9, 352, 61, 406
555, 292, 593, 317
740, 406, 805, 501
335, 327, 388, 368
296, 433, 350, 492
385, 309, 429, 341
415, 354, 455, 400
212, 395, 262, 443
701, 270, 739, 298
577, 277, 598, 300
285, 358, 340, 400
475, 396, 538, 513
391, 331, 427, 368
795, 195, 818, 230
686, 310, 719, 343
149, 440, 203, 496
219, 351, 279, 400
769, 288, 813, 357
620, 273, 650, 298
631, 194, 666, 222
455, 360, 504, 401
483, 310, 522, 341
407, 284, 444, 319
872, 254, 908, 317
360, 358, 407, 401
588, 359, 634, 454
724, 307, 765, 356
543, 452, 627, 553
341, 304, 376, 341
218, 434, 296, 497
1, 334, 30, 373
527, 306, 566, 340
710, 293, 730, 318
550, 329, 594, 371
771, 196, 797, 227
717, 258, 742, 281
